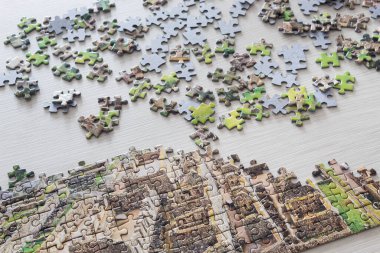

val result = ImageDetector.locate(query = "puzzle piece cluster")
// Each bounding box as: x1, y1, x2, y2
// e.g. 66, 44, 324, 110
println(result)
1, 146, 380, 253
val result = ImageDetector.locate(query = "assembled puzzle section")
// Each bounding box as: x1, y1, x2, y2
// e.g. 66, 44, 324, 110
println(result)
1, 146, 379, 253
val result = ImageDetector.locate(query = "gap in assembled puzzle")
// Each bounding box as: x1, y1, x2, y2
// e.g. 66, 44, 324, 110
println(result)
1, 0, 380, 252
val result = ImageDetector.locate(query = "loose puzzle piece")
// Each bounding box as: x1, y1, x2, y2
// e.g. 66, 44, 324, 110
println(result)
154, 72, 180, 94
169, 45, 190, 63
52, 63, 82, 82
290, 111, 310, 126
74, 50, 103, 66
246, 74, 265, 89
186, 85, 215, 102
334, 71, 356, 94
369, 4, 380, 18
278, 44, 309, 73
146, 35, 169, 53
7, 165, 34, 188
78, 110, 119, 139
6, 57, 31, 73
97, 19, 119, 35
218, 110, 245, 130
312, 74, 335, 92
0, 71, 27, 86
87, 63, 112, 82
44, 15, 72, 35
149, 97, 178, 117
90, 0, 116, 13
237, 103, 269, 121
98, 96, 128, 111
192, 43, 215, 64
216, 85, 240, 106
14, 80, 39, 100
199, 2, 222, 21
36, 34, 57, 49
17, 17, 41, 34
313, 88, 337, 107
168, 3, 189, 20
143, 0, 167, 10
52, 44, 74, 61
215, 37, 235, 57
140, 53, 166, 73
316, 52, 344, 68
189, 102, 216, 125
183, 28, 207, 46
215, 19, 242, 38
260, 94, 289, 114
173, 62, 196, 81
4, 32, 30, 50
178, 100, 200, 121
230, 53, 255, 72
189, 126, 218, 149
207, 68, 243, 86
240, 87, 266, 104
92, 34, 112, 51
246, 38, 272, 56
129, 79, 153, 101
26, 50, 49, 67
43, 89, 81, 113
116, 66, 146, 84
254, 56, 279, 77
269, 71, 299, 88
160, 19, 185, 38
298, 0, 321, 15
63, 29, 91, 43
145, 9, 169, 26
309, 31, 331, 49
109, 37, 140, 56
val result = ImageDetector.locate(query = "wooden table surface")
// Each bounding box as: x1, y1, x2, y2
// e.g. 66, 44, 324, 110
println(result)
0, 0, 379, 252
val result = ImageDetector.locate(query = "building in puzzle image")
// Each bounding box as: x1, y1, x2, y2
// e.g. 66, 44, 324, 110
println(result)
0, 146, 379, 253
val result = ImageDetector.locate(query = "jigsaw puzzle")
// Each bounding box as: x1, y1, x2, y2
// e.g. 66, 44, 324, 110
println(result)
1, 147, 377, 253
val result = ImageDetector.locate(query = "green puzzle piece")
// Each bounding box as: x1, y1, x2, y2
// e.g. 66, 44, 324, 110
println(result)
26, 50, 49, 66
129, 80, 152, 101
315, 52, 344, 68
75, 50, 103, 66
7, 165, 35, 189
218, 110, 245, 130
240, 87, 266, 104
189, 102, 216, 125
252, 104, 270, 121
18, 17, 41, 34
334, 71, 355, 95
290, 110, 310, 127
215, 38, 235, 57
52, 63, 82, 82
92, 0, 116, 12
282, 86, 318, 112
192, 43, 215, 64
98, 110, 119, 131
246, 39, 272, 56
37, 35, 57, 49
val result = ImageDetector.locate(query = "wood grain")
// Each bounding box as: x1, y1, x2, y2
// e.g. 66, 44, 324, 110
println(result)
0, 0, 379, 252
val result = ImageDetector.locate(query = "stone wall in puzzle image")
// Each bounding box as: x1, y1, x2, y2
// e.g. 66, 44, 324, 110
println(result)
0, 146, 379, 253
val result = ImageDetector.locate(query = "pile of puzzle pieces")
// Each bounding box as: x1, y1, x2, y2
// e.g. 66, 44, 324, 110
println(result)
1, 146, 380, 253
0, 0, 378, 136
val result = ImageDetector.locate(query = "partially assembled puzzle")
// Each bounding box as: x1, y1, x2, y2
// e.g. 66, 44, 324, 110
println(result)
1, 146, 379, 253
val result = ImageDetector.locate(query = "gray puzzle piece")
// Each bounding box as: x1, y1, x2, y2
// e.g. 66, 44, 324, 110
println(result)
168, 3, 189, 20
140, 53, 166, 73
146, 35, 169, 53
369, 5, 380, 19
6, 57, 31, 73
186, 15, 208, 28
63, 29, 90, 43
199, 3, 222, 22
314, 88, 337, 107
145, 10, 169, 26
178, 100, 200, 121
0, 71, 26, 87
174, 62, 196, 81
63, 7, 89, 20
160, 19, 185, 38
118, 17, 142, 33
309, 31, 331, 50
260, 94, 289, 115
278, 44, 309, 73
298, 0, 322, 15
254, 56, 279, 77
268, 71, 299, 88
229, 1, 251, 18
46, 16, 73, 35
215, 19, 241, 38
183, 28, 207, 46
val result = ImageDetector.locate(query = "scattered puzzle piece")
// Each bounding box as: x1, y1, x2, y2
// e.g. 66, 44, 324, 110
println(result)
246, 38, 273, 56
6, 57, 31, 73
192, 43, 215, 64
14, 80, 39, 100
215, 37, 235, 57
43, 89, 81, 113
316, 52, 344, 68
129, 79, 153, 101
87, 63, 112, 82
218, 110, 245, 130
216, 85, 240, 106
116, 66, 146, 84
154, 72, 180, 94
189, 126, 218, 149
26, 50, 49, 67
75, 50, 103, 66
240, 87, 266, 104
52, 63, 82, 82
334, 71, 355, 94
4, 32, 30, 50
189, 102, 216, 125
186, 85, 215, 102
149, 97, 178, 117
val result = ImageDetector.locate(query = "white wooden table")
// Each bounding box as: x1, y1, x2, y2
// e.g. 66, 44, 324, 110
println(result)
0, 0, 379, 252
